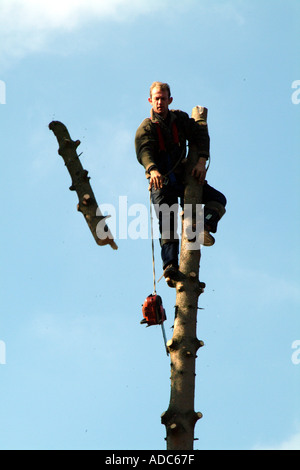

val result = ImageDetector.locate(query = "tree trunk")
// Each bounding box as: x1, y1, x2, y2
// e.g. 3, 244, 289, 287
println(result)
161, 107, 207, 450
49, 121, 117, 250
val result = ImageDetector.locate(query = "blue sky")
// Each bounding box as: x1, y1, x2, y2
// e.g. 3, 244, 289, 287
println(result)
0, 0, 299, 450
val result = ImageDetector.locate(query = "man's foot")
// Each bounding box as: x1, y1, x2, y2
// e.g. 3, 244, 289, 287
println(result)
163, 263, 179, 288
202, 229, 215, 247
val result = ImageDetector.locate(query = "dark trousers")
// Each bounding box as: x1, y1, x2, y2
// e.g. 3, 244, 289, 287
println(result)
150, 181, 226, 269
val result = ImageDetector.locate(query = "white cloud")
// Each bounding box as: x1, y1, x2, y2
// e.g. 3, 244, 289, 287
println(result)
0, 0, 247, 67
0, 0, 168, 65
0, 0, 156, 31
254, 432, 300, 450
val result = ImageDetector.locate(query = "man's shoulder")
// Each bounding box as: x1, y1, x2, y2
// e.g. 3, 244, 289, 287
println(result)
135, 117, 155, 140
136, 117, 153, 130
170, 109, 190, 121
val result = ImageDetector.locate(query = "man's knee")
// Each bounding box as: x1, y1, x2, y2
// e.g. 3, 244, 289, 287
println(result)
205, 200, 226, 219
203, 183, 227, 208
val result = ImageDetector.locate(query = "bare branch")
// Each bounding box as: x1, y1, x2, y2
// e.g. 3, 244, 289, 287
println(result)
49, 121, 118, 250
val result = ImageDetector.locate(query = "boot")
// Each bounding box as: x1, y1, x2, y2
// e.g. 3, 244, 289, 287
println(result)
202, 230, 215, 246
163, 262, 179, 288
198, 208, 218, 246
204, 208, 220, 234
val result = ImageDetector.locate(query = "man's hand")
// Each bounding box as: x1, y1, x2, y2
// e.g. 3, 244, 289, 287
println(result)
191, 157, 207, 185
149, 169, 165, 190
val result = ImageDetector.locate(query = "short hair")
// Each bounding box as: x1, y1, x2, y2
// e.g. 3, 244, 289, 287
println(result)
150, 82, 171, 98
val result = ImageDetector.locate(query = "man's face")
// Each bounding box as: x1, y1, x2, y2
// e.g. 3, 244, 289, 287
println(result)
148, 87, 173, 119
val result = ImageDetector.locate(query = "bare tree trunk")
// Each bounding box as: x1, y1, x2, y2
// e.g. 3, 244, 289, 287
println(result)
161, 107, 207, 450
49, 121, 117, 250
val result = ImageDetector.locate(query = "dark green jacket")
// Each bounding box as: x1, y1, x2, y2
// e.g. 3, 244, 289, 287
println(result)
135, 108, 210, 177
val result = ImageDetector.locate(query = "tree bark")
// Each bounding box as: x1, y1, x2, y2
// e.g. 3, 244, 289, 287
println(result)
161, 107, 207, 450
49, 121, 117, 250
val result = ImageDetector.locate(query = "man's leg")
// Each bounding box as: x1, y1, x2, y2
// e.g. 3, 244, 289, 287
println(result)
151, 183, 184, 286
202, 182, 227, 245
151, 184, 180, 269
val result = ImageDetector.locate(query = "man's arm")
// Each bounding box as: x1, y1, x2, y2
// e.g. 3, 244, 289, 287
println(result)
148, 168, 165, 190
180, 111, 210, 185
135, 120, 166, 190
191, 156, 207, 185
135, 120, 157, 174
178, 111, 210, 160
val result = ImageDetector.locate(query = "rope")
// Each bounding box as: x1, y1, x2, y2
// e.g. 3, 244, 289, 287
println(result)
149, 190, 157, 295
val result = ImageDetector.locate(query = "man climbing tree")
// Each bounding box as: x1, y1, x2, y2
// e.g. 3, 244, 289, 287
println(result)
136, 83, 227, 449
135, 82, 226, 287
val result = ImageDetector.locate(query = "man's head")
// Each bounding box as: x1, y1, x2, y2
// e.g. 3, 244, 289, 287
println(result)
148, 81, 173, 119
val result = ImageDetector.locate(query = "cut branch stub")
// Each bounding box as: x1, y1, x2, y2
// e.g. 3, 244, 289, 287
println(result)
49, 121, 117, 250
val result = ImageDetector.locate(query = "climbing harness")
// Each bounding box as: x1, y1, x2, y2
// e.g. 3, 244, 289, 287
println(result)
154, 121, 180, 152
140, 190, 169, 356
153, 120, 186, 184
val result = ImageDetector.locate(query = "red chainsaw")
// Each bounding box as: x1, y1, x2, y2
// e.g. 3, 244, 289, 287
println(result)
141, 294, 169, 355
